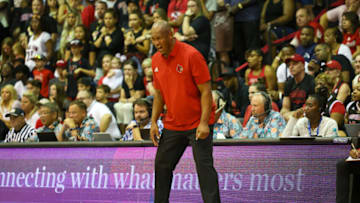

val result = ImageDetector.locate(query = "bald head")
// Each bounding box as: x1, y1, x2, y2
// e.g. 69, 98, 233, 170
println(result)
151, 21, 175, 56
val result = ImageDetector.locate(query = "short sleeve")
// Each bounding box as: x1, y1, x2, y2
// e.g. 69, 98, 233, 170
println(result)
190, 51, 211, 85
326, 6, 344, 22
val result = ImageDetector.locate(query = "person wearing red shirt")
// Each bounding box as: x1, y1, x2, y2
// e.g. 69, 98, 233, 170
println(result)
32, 54, 54, 98
150, 21, 220, 203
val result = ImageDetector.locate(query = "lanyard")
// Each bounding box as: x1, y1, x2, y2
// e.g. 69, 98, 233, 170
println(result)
308, 117, 322, 137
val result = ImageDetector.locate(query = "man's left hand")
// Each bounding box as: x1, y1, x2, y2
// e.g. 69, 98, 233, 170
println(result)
196, 122, 209, 140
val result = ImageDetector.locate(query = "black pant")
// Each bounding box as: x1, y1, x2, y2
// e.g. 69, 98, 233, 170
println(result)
336, 159, 360, 203
154, 127, 221, 203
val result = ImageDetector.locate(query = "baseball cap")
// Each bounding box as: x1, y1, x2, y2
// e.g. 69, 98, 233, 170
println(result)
5, 108, 25, 117
326, 60, 342, 71
69, 39, 83, 46
56, 60, 67, 68
285, 54, 305, 64
32, 54, 46, 60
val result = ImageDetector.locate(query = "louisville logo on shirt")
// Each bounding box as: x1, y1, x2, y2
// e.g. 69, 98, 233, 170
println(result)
176, 64, 183, 73
154, 67, 159, 73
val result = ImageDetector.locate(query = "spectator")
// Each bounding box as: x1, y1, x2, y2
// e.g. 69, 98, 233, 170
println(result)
320, 0, 360, 30
243, 82, 279, 127
0, 119, 9, 141
24, 15, 53, 71
0, 63, 16, 89
240, 92, 286, 138
58, 0, 84, 25
325, 60, 351, 104
245, 48, 276, 91
93, 9, 124, 67
167, 0, 188, 32
13, 64, 31, 99
49, 82, 70, 118
57, 100, 99, 141
65, 25, 92, 63
324, 27, 353, 62
77, 77, 94, 94
114, 59, 145, 133
0, 37, 14, 66
122, 98, 163, 141
21, 92, 40, 128
283, 94, 339, 137
90, 1, 107, 42
59, 10, 81, 58
296, 26, 317, 62
346, 82, 360, 124
26, 79, 42, 100
98, 55, 123, 102
218, 65, 249, 117
44, 0, 59, 20
32, 54, 54, 98
95, 84, 117, 117
3, 108, 37, 143
142, 58, 155, 97
51, 59, 67, 88
76, 90, 121, 140
174, 0, 211, 60
65, 39, 95, 99
353, 54, 360, 87
314, 43, 355, 83
226, 0, 261, 65
281, 54, 315, 121
341, 11, 360, 57
81, 0, 96, 29
0, 84, 21, 127
290, 7, 324, 47
37, 102, 63, 141
124, 10, 150, 61
12, 43, 26, 62
212, 90, 242, 139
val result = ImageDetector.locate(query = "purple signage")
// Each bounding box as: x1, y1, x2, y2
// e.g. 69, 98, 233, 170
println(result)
0, 145, 349, 202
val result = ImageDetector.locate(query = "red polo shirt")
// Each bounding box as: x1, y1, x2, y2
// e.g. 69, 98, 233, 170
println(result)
152, 40, 215, 131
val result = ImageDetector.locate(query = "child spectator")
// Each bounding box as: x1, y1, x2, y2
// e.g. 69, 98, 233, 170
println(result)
32, 54, 54, 98
324, 27, 353, 62
96, 84, 117, 117
98, 55, 123, 102
341, 11, 360, 57
14, 64, 31, 99
346, 82, 360, 124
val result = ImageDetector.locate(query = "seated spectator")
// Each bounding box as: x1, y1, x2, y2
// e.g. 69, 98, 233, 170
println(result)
3, 108, 37, 143
51, 60, 67, 88
245, 48, 276, 91
174, 0, 211, 60
353, 55, 360, 87
325, 60, 351, 104
14, 64, 30, 99
122, 98, 163, 141
0, 63, 16, 89
314, 43, 355, 83
243, 82, 279, 127
21, 92, 40, 128
77, 90, 121, 140
341, 11, 360, 57
281, 54, 315, 121
141, 58, 155, 97
95, 84, 117, 117
217, 65, 249, 117
0, 84, 21, 127
114, 59, 145, 132
283, 94, 339, 137
290, 7, 324, 47
0, 37, 14, 66
240, 92, 286, 138
296, 26, 317, 62
32, 54, 54, 98
37, 102, 63, 141
98, 55, 123, 102
49, 82, 70, 118
324, 27, 353, 62
346, 82, 360, 124
212, 90, 242, 139
77, 77, 94, 94
57, 100, 99, 141
320, 0, 360, 30
26, 79, 42, 100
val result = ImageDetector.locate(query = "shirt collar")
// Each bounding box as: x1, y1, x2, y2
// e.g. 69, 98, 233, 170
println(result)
165, 39, 179, 58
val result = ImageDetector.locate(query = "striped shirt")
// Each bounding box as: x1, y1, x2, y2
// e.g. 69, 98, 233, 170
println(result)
4, 124, 37, 143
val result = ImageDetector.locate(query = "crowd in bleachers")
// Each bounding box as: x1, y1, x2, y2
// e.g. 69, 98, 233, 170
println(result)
0, 0, 360, 142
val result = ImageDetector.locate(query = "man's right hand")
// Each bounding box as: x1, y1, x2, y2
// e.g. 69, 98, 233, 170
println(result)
150, 122, 160, 146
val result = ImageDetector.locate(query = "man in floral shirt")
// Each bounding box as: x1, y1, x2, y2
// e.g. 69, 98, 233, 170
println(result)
240, 92, 286, 138
58, 101, 99, 141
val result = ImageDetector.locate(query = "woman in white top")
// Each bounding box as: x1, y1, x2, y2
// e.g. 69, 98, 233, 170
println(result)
0, 84, 21, 127
324, 27, 353, 62
21, 92, 40, 128
282, 94, 339, 137
25, 16, 52, 71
